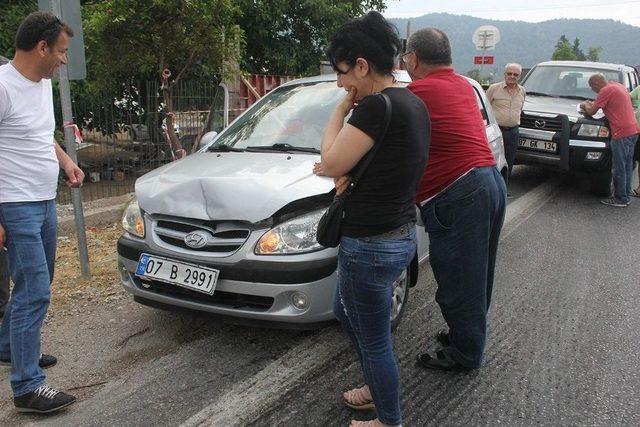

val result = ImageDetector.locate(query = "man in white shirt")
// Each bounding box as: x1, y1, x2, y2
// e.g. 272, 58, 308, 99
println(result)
0, 12, 83, 414
486, 63, 526, 190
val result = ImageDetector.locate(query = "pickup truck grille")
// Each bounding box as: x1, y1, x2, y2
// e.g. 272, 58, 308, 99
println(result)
520, 114, 564, 132
153, 219, 250, 256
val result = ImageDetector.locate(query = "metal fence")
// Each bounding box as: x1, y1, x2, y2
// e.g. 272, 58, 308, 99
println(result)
54, 79, 220, 204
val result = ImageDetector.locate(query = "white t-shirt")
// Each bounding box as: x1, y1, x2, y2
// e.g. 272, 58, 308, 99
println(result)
0, 62, 59, 203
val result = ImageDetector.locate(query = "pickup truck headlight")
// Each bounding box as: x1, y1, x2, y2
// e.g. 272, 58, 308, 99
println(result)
577, 124, 610, 138
255, 209, 325, 255
121, 197, 145, 238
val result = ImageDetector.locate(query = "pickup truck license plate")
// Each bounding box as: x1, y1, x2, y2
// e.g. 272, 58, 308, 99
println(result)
519, 137, 557, 153
135, 253, 219, 295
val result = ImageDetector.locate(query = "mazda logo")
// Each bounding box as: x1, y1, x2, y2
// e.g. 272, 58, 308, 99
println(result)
534, 120, 546, 129
184, 231, 207, 249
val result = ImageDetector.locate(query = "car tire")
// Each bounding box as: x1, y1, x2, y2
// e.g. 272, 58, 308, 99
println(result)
589, 168, 612, 197
390, 266, 411, 330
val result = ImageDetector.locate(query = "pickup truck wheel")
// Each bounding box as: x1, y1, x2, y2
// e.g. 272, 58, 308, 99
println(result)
589, 169, 612, 197
391, 267, 410, 330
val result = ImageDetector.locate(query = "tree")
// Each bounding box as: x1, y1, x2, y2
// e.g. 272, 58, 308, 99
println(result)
236, 0, 386, 76
551, 35, 604, 62
0, 1, 37, 59
552, 38, 577, 61
572, 38, 586, 61
555, 34, 570, 50
465, 69, 482, 83
83, 0, 243, 153
586, 46, 602, 61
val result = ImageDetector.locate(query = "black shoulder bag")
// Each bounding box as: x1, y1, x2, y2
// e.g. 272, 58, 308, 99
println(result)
316, 93, 392, 248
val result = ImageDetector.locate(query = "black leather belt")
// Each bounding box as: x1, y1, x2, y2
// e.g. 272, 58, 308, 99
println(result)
365, 223, 414, 240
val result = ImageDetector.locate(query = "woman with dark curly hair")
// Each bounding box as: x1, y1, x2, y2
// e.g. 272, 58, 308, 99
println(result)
313, 11, 430, 427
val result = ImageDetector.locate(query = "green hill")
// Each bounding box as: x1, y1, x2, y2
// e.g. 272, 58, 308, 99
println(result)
390, 13, 640, 76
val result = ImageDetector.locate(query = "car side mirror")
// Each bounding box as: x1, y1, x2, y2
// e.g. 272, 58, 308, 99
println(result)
198, 131, 218, 150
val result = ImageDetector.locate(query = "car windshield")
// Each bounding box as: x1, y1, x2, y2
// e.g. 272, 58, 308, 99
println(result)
523, 66, 622, 100
211, 82, 345, 151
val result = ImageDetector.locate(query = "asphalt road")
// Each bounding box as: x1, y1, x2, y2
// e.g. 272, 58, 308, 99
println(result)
250, 168, 640, 426
2, 165, 638, 425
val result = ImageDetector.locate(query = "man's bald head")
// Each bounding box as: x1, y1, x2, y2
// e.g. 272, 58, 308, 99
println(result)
588, 74, 607, 93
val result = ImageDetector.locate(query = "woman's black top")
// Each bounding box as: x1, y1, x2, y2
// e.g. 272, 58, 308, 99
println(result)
342, 87, 430, 238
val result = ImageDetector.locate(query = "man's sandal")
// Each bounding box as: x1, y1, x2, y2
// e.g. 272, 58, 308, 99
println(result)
632, 189, 640, 197
343, 385, 375, 411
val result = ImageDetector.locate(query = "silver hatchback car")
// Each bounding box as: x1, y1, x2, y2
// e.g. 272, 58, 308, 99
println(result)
117, 71, 508, 328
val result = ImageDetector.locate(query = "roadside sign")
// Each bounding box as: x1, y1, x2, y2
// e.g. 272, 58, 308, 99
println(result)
38, 0, 86, 80
474, 56, 494, 65
472, 25, 501, 51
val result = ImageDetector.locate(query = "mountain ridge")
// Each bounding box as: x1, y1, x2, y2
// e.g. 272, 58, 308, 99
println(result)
389, 13, 640, 75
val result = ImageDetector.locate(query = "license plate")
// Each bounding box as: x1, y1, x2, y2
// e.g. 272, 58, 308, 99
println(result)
135, 253, 219, 295
519, 137, 557, 153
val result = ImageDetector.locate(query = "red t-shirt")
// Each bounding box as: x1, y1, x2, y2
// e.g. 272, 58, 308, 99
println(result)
408, 68, 496, 202
593, 82, 640, 140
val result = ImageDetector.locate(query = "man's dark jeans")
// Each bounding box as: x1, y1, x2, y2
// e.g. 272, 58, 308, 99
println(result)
0, 250, 8, 316
500, 126, 519, 186
419, 166, 507, 368
611, 134, 639, 204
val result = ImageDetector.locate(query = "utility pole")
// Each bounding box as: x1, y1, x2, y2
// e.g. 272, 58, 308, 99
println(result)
50, 0, 90, 278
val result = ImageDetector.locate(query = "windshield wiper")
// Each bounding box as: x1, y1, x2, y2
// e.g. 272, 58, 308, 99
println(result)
562, 95, 593, 101
245, 143, 320, 154
207, 144, 245, 152
526, 91, 553, 97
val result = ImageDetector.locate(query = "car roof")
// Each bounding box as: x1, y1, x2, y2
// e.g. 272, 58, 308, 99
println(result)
279, 70, 483, 91
534, 60, 635, 72
281, 70, 412, 86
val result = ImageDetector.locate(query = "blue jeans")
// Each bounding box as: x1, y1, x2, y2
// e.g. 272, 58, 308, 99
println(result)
334, 226, 416, 426
0, 200, 57, 397
611, 134, 639, 204
419, 166, 506, 368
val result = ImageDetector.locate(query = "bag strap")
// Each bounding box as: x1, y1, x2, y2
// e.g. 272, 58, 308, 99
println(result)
344, 92, 392, 196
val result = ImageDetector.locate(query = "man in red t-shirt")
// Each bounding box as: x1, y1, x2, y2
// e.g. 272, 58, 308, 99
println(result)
402, 28, 507, 371
580, 75, 640, 206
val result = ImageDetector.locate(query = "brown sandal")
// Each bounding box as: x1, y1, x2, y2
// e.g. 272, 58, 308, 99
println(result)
343, 385, 375, 411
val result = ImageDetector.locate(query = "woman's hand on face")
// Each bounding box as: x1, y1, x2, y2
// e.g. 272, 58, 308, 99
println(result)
337, 88, 357, 116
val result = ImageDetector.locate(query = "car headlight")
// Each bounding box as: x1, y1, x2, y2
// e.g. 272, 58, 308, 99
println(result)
577, 124, 609, 138
121, 197, 145, 238
255, 209, 325, 255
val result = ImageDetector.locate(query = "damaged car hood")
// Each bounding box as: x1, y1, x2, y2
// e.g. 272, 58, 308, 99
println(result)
135, 152, 334, 223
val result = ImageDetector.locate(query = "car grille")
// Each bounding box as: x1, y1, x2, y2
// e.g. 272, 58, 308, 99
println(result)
139, 279, 274, 311
520, 114, 564, 132
153, 218, 251, 256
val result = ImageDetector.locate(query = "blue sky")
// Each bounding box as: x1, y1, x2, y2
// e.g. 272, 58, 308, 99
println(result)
383, 0, 640, 27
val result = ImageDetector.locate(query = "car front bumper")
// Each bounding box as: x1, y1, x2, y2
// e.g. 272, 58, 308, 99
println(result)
117, 235, 338, 325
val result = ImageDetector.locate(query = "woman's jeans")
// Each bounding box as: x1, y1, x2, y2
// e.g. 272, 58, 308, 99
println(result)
611, 135, 639, 204
334, 225, 416, 426
419, 166, 506, 369
0, 200, 57, 397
